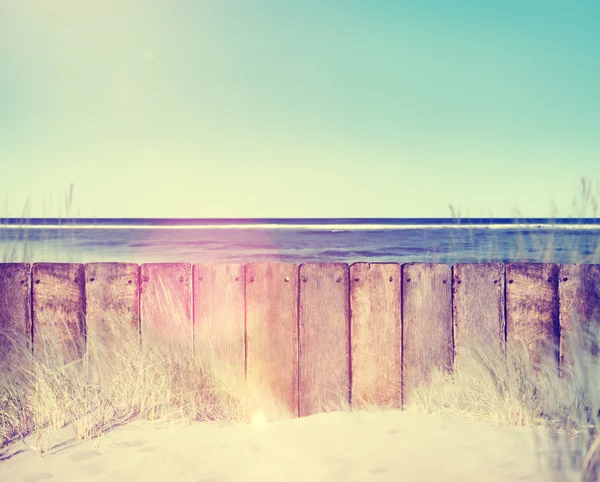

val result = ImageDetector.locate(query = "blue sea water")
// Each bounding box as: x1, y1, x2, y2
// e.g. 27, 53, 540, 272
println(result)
1, 218, 599, 265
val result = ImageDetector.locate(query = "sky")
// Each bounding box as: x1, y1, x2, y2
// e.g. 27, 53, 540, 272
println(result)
0, 0, 599, 218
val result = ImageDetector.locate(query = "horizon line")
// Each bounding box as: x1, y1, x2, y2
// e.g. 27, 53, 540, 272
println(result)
1, 216, 600, 223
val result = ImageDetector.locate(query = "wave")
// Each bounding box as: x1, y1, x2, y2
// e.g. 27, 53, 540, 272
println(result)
2, 223, 600, 231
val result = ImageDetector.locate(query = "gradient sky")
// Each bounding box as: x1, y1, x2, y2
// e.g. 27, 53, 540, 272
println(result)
0, 0, 599, 218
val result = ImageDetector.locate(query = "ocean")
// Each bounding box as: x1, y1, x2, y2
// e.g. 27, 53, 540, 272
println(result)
1, 218, 599, 265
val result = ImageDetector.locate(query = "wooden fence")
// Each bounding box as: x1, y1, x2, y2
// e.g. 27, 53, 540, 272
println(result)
1, 262, 600, 417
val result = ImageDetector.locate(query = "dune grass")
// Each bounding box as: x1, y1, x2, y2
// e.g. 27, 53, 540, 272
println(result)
409, 177, 600, 481
0, 295, 294, 455
1, 183, 81, 264
1, 178, 600, 481
406, 325, 600, 480
0, 184, 293, 453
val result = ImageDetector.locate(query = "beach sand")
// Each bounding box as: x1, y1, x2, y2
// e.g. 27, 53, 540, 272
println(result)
0, 408, 578, 482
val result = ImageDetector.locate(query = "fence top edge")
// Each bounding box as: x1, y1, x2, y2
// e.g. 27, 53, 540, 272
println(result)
2, 261, 600, 268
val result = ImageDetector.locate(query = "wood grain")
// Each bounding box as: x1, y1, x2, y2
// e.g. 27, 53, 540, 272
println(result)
350, 263, 401, 408
194, 264, 245, 388
246, 263, 298, 415
0, 263, 31, 370
32, 263, 86, 364
298, 263, 350, 417
453, 263, 505, 365
140, 263, 192, 349
402, 263, 452, 405
85, 263, 140, 354
505, 263, 559, 369
558, 264, 600, 370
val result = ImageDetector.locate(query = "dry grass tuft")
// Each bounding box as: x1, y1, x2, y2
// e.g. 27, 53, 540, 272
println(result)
0, 300, 293, 455
2, 177, 600, 482
407, 322, 600, 481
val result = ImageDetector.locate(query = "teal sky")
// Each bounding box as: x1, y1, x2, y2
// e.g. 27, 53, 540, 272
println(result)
0, 1, 599, 218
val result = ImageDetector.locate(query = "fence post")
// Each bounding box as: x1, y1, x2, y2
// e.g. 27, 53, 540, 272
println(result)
298, 263, 350, 417
401, 263, 452, 406
350, 262, 401, 409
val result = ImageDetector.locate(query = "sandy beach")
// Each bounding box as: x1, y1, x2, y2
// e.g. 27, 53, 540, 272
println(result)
0, 408, 577, 482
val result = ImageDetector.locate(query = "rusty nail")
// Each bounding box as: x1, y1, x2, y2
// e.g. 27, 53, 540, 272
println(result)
284, 276, 290, 282
563, 277, 568, 282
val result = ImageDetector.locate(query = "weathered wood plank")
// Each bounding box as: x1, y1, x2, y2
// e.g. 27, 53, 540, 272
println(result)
453, 263, 505, 365
505, 263, 559, 369
350, 263, 401, 408
559, 264, 600, 370
0, 264, 31, 370
140, 263, 192, 349
402, 263, 452, 405
32, 263, 86, 364
298, 263, 350, 417
193, 264, 245, 389
246, 263, 298, 415
85, 263, 140, 357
